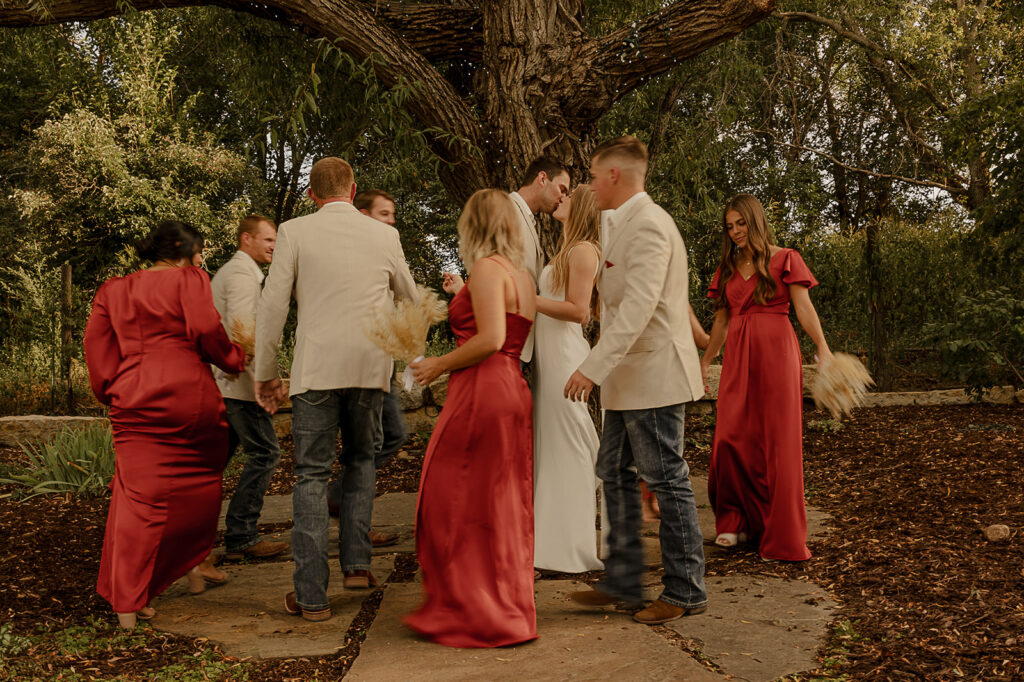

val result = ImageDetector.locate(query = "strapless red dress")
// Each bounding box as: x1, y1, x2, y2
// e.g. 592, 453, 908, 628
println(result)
404, 284, 537, 647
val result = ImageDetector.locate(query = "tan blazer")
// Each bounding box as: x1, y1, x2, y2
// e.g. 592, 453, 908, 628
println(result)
509, 191, 543, 362
254, 202, 417, 395
578, 193, 704, 410
211, 250, 264, 402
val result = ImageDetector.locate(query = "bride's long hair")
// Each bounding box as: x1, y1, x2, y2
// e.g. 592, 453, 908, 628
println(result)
549, 184, 601, 320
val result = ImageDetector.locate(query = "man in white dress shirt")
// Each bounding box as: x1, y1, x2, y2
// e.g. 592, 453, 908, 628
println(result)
509, 156, 570, 363
211, 215, 289, 562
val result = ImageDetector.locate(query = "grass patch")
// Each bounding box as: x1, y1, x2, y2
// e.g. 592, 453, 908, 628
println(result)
0, 423, 114, 499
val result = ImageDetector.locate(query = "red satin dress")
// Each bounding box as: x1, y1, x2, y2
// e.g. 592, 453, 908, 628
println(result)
707, 249, 817, 562
404, 279, 537, 648
84, 266, 246, 612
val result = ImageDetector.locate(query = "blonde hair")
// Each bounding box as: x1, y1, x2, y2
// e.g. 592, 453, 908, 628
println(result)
715, 194, 777, 309
457, 189, 524, 273
309, 157, 354, 199
549, 184, 601, 293
591, 135, 648, 181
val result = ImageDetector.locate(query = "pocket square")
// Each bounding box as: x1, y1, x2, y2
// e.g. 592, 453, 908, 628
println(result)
604, 260, 615, 268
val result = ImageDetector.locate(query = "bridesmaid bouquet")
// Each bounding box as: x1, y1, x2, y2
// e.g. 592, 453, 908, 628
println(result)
812, 352, 874, 419
364, 285, 448, 390
229, 318, 256, 364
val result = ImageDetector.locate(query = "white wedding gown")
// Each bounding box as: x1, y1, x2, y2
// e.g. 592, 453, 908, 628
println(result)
533, 251, 606, 572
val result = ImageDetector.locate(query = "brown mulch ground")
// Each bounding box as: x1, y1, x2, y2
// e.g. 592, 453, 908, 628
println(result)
1, 404, 1022, 679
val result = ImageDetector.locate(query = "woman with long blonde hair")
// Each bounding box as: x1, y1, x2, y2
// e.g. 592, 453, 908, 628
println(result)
405, 189, 538, 647
700, 194, 832, 562
530, 184, 607, 573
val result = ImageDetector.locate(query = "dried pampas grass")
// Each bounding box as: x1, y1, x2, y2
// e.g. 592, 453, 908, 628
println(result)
812, 352, 874, 419
229, 317, 256, 360
364, 285, 448, 363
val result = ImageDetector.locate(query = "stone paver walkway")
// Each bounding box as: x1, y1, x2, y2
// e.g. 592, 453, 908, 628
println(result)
153, 476, 836, 680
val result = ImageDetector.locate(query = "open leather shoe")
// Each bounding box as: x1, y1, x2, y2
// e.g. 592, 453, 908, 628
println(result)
633, 599, 707, 624
284, 591, 331, 622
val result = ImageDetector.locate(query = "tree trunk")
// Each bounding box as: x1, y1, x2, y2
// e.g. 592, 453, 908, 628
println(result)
61, 261, 74, 414
865, 205, 893, 391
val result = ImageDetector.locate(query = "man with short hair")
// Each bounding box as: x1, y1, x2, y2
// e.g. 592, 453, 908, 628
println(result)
211, 215, 289, 563
326, 189, 406, 549
255, 158, 417, 622
566, 136, 708, 625
509, 157, 570, 363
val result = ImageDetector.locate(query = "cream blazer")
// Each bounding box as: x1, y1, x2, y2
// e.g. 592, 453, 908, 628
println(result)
509, 191, 543, 362
578, 194, 704, 410
254, 202, 417, 395
211, 250, 264, 402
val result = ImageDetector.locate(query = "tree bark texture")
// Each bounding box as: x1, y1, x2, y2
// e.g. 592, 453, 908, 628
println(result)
60, 261, 74, 413
1, 0, 776, 219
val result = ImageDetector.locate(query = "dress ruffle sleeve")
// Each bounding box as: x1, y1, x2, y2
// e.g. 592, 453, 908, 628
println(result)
707, 267, 723, 299
780, 249, 818, 289
180, 267, 247, 375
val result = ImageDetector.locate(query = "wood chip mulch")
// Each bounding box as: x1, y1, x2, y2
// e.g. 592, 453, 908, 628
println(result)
0, 404, 1021, 679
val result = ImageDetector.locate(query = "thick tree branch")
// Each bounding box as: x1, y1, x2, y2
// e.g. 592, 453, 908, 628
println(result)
0, 0, 485, 169
566, 0, 775, 120
749, 127, 968, 195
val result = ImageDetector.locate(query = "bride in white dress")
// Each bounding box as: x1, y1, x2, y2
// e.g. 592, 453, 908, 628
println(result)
533, 185, 606, 573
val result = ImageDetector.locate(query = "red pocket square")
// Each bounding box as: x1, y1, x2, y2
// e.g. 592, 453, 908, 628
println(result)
604, 260, 615, 268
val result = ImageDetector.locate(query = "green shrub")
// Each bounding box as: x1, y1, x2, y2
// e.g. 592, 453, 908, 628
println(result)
0, 422, 115, 499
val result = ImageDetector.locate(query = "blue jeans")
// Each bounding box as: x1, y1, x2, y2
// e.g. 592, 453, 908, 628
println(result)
291, 387, 383, 611
327, 381, 406, 506
223, 398, 282, 553
596, 404, 707, 609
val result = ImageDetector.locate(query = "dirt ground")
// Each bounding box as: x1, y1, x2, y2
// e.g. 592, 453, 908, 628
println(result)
0, 403, 1021, 680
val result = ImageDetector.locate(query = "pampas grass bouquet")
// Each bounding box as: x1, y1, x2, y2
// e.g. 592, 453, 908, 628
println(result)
365, 285, 448, 388
812, 352, 874, 419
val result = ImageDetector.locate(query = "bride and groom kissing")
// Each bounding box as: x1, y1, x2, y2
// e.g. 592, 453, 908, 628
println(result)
405, 135, 708, 647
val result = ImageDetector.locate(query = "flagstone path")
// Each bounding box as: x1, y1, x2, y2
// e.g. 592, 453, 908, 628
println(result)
151, 476, 837, 680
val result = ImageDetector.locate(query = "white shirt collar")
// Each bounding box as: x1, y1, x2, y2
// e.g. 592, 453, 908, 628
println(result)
509, 191, 536, 227
233, 250, 265, 284
608, 191, 648, 227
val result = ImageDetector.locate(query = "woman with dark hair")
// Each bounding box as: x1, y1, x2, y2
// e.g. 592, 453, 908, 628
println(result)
84, 220, 247, 628
700, 195, 832, 562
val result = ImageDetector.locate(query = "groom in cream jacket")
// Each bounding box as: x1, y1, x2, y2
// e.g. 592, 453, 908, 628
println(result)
566, 136, 707, 625
254, 157, 417, 622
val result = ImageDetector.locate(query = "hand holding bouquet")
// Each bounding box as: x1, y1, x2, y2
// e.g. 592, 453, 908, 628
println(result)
811, 352, 874, 419
364, 285, 448, 389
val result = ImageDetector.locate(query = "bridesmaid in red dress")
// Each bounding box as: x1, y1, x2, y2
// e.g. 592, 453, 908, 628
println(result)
84, 221, 246, 628
405, 189, 537, 647
699, 195, 833, 562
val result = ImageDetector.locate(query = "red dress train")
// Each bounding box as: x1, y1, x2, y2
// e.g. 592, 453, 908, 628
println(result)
84, 267, 246, 612
403, 283, 537, 648
707, 249, 817, 562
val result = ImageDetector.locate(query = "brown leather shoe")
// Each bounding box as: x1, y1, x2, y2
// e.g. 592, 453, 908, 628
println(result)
370, 530, 400, 548
343, 570, 380, 589
284, 591, 331, 622
224, 539, 289, 561
633, 599, 707, 624
569, 587, 617, 607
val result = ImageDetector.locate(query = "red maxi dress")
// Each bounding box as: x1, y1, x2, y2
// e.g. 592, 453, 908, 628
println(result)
84, 266, 246, 612
404, 279, 537, 648
707, 249, 817, 562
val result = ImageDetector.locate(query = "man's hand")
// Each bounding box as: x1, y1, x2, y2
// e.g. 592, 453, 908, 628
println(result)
256, 378, 287, 414
564, 370, 595, 403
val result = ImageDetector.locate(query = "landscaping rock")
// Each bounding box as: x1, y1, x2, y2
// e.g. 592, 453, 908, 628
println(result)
403, 407, 439, 433
0, 415, 108, 447
399, 383, 424, 410
425, 375, 449, 406
984, 524, 1011, 543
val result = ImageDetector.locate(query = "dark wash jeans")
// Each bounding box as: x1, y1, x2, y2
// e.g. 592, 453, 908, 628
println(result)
327, 381, 406, 506
291, 387, 383, 612
223, 398, 282, 553
596, 403, 707, 609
